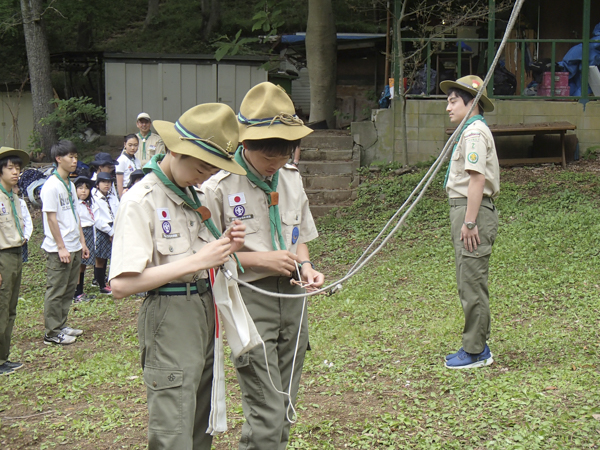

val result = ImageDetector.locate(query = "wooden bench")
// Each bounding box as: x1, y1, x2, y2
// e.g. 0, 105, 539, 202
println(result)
445, 121, 577, 169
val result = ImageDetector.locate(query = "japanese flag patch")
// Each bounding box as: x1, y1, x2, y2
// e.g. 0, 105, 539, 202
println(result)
157, 208, 171, 220
228, 192, 246, 206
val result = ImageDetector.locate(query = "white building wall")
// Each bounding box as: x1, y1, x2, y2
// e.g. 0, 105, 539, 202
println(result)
0, 91, 34, 151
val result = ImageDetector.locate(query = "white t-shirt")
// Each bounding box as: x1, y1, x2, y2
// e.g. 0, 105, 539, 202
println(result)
40, 175, 82, 253
19, 198, 33, 241
116, 152, 141, 189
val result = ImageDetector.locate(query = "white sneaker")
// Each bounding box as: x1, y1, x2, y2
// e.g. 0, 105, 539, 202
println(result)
44, 333, 77, 345
61, 327, 83, 337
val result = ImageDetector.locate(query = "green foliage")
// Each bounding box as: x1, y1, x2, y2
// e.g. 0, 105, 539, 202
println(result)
582, 145, 600, 161
39, 97, 106, 142
213, 30, 259, 62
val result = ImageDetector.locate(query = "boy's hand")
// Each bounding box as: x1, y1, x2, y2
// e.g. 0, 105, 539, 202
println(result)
82, 244, 90, 260
58, 247, 71, 263
195, 238, 231, 270
261, 251, 302, 277
300, 264, 325, 288
222, 220, 246, 254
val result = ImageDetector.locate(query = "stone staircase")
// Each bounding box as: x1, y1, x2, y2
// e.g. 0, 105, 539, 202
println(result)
298, 130, 359, 217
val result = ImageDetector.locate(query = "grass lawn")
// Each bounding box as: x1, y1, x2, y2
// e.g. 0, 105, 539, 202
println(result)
1, 161, 599, 449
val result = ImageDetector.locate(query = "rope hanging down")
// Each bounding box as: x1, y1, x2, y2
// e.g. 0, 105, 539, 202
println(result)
223, 0, 527, 298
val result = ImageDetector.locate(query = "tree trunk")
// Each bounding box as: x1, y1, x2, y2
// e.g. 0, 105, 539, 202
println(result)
20, 0, 56, 155
200, 0, 220, 41
397, 0, 408, 167
306, 0, 337, 128
144, 0, 160, 30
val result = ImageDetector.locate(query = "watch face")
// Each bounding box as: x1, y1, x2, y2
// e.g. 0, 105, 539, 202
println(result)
467, 223, 476, 230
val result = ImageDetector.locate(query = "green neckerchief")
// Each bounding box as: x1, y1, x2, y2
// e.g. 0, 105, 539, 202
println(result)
144, 154, 244, 273
443, 115, 486, 189
234, 146, 286, 251
138, 131, 151, 160
53, 170, 78, 223
0, 183, 24, 241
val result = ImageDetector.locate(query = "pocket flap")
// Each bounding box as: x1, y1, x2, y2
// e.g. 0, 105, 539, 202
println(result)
281, 210, 301, 225
232, 351, 250, 369
156, 238, 188, 256
143, 366, 183, 391
461, 244, 492, 258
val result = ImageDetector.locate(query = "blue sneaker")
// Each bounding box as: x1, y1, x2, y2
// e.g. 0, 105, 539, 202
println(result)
446, 346, 493, 361
445, 345, 494, 369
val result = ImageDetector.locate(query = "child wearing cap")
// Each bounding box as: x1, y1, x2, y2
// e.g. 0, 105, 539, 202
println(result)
0, 146, 29, 376
40, 140, 90, 345
109, 103, 247, 450
135, 112, 165, 166
93, 172, 119, 294
440, 75, 500, 370
73, 176, 97, 302
116, 134, 141, 198
201, 81, 324, 450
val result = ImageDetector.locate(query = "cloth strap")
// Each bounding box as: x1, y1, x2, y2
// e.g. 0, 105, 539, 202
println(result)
143, 154, 244, 272
53, 171, 78, 222
0, 183, 24, 241
443, 115, 486, 189
137, 131, 151, 160
234, 147, 286, 251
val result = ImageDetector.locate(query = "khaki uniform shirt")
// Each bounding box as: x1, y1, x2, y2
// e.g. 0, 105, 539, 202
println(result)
446, 120, 500, 199
201, 160, 318, 283
136, 132, 165, 166
0, 191, 24, 249
109, 171, 212, 284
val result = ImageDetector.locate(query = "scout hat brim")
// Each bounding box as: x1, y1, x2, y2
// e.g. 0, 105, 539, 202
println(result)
440, 78, 495, 112
153, 103, 245, 176
0, 147, 29, 167
73, 176, 94, 187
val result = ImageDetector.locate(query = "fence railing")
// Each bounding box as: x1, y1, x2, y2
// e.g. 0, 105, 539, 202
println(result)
398, 37, 600, 101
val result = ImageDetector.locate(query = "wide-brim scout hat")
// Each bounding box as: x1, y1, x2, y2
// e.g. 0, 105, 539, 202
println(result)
153, 103, 246, 176
440, 75, 495, 112
0, 146, 29, 167
90, 152, 118, 167
96, 172, 114, 184
73, 176, 94, 188
238, 82, 313, 142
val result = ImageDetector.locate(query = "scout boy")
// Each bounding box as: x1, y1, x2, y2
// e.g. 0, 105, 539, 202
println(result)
201, 82, 324, 449
109, 103, 246, 450
440, 75, 500, 369
0, 147, 29, 375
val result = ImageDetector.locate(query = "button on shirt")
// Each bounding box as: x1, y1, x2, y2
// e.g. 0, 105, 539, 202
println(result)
446, 120, 500, 199
0, 190, 25, 249
201, 161, 319, 283
109, 171, 213, 284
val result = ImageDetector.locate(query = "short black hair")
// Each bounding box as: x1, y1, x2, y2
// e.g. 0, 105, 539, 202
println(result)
243, 138, 300, 158
124, 134, 139, 145
51, 140, 78, 163
447, 87, 484, 116
0, 156, 23, 171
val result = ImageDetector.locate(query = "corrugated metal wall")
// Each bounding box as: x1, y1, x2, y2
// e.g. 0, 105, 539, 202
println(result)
105, 60, 267, 137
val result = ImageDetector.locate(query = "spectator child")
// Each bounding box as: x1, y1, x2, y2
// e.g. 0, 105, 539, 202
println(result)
90, 152, 118, 197
115, 134, 141, 198
93, 172, 118, 294
122, 168, 145, 196
40, 140, 90, 345
0, 146, 29, 375
73, 176, 97, 302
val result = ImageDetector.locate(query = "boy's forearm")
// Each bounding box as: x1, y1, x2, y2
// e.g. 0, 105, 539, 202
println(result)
296, 243, 310, 261
46, 213, 66, 249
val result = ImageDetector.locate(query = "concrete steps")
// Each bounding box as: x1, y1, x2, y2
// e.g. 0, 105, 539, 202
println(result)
299, 130, 359, 217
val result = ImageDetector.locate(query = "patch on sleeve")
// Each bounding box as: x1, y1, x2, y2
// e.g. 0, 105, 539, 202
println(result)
467, 152, 479, 164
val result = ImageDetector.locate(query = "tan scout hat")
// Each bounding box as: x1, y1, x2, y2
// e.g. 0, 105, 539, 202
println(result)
440, 75, 495, 112
238, 82, 313, 142
153, 103, 246, 175
0, 146, 29, 167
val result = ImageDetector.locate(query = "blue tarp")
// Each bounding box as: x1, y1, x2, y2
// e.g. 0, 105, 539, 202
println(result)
557, 22, 600, 96
280, 33, 385, 45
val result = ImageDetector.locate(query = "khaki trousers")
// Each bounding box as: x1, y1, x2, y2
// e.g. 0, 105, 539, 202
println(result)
0, 247, 22, 365
44, 250, 81, 337
235, 277, 308, 450
449, 198, 498, 354
138, 290, 215, 450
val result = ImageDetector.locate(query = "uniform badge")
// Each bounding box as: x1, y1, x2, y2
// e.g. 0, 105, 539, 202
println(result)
157, 208, 171, 220
162, 221, 172, 234
291, 226, 300, 244
228, 192, 246, 206
233, 205, 246, 217
467, 152, 479, 164
0, 203, 6, 215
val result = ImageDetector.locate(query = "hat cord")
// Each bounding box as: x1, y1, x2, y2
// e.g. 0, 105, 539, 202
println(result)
238, 112, 304, 128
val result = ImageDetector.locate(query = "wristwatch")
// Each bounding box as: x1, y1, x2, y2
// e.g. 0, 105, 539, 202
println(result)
464, 221, 477, 230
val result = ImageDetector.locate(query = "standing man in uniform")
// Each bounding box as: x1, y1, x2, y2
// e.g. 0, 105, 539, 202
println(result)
109, 103, 246, 450
440, 75, 500, 370
201, 82, 324, 449
135, 112, 165, 166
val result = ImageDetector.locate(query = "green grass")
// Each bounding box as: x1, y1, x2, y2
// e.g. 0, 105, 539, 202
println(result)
2, 163, 600, 449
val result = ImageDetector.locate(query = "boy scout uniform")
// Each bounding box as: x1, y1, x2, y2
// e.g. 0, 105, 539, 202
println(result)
201, 81, 318, 450
109, 104, 245, 450
136, 131, 165, 166
0, 147, 28, 367
441, 76, 500, 355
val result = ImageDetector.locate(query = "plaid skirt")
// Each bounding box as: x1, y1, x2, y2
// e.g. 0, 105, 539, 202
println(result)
95, 229, 112, 260
82, 226, 96, 265
22, 242, 28, 263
